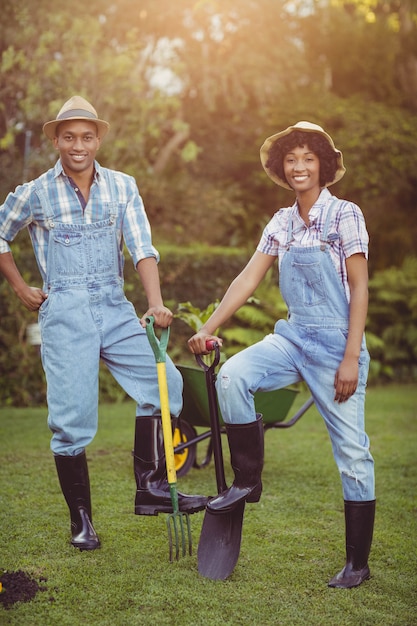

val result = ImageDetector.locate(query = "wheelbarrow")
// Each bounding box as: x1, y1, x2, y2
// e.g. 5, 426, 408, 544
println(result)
172, 360, 314, 477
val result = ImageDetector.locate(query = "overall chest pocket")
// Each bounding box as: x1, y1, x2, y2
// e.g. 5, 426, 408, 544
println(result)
84, 228, 117, 274
51, 232, 86, 276
291, 259, 326, 306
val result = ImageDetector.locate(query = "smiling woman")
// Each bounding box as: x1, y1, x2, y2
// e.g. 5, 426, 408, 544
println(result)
283, 146, 321, 209
263, 122, 344, 192
187, 120, 374, 589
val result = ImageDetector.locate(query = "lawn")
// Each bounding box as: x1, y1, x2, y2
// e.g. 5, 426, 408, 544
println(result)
0, 384, 416, 625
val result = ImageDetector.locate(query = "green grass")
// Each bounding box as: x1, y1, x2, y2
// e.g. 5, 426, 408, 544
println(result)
1, 384, 416, 625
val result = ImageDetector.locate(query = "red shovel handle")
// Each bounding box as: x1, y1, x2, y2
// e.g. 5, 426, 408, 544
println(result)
196, 340, 220, 371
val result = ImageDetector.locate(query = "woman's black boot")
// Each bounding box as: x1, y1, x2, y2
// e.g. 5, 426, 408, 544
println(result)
54, 452, 101, 551
328, 499, 376, 588
207, 414, 264, 513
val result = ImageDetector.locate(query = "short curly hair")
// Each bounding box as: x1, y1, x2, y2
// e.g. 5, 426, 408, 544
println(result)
265, 131, 338, 188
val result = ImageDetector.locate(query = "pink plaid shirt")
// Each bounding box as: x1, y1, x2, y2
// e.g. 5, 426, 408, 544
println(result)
257, 188, 369, 301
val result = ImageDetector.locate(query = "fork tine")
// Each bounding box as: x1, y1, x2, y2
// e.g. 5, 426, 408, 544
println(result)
166, 517, 173, 562
182, 513, 192, 556
166, 512, 192, 561
167, 515, 178, 561
179, 515, 187, 557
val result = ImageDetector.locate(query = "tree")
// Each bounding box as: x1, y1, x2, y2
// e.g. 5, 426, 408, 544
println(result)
0, 0, 416, 263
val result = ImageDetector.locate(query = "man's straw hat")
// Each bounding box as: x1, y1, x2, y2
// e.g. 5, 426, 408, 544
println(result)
43, 95, 110, 140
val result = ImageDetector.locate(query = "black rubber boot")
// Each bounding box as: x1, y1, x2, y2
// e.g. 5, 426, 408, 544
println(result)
133, 415, 208, 515
54, 452, 100, 551
207, 414, 264, 513
328, 499, 376, 588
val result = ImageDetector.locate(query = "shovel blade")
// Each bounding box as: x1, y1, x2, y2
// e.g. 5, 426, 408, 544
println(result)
197, 501, 245, 580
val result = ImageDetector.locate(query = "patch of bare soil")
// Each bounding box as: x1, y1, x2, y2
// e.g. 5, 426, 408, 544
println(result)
0, 570, 48, 609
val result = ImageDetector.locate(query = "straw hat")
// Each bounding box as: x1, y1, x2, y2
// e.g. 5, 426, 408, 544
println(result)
43, 95, 110, 140
260, 121, 345, 190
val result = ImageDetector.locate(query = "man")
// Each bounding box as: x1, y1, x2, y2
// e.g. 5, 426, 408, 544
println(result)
0, 96, 207, 551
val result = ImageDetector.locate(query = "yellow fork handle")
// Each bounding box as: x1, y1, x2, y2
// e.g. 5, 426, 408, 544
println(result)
156, 361, 177, 486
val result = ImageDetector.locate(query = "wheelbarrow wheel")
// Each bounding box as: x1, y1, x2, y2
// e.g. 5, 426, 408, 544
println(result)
173, 420, 197, 477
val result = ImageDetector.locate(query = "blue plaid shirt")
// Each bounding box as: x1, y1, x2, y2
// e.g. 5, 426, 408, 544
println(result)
257, 188, 369, 301
0, 160, 159, 284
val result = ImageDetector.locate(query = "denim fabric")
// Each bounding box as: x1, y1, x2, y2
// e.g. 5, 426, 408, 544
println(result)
216, 201, 374, 501
37, 187, 182, 456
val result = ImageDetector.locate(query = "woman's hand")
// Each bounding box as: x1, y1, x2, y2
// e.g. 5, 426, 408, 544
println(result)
334, 355, 359, 403
188, 330, 223, 355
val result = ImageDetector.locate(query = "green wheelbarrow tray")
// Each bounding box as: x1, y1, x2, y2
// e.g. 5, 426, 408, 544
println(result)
173, 364, 314, 477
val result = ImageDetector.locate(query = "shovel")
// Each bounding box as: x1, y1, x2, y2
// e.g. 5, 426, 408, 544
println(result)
145, 316, 192, 562
195, 341, 245, 580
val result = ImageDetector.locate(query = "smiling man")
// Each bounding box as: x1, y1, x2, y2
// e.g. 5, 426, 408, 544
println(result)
0, 96, 207, 551
53, 120, 101, 200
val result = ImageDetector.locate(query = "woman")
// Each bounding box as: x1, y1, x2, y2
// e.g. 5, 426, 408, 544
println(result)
188, 121, 375, 588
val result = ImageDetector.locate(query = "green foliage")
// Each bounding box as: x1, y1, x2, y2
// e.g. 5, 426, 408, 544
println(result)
1, 0, 417, 402
2, 248, 416, 406
367, 257, 417, 382
1, 0, 416, 264
220, 278, 287, 357
0, 237, 46, 406
175, 268, 289, 363
0, 244, 251, 406
174, 257, 417, 386
175, 300, 220, 333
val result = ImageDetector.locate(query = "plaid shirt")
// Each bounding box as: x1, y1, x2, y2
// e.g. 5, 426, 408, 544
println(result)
257, 188, 369, 301
0, 160, 158, 284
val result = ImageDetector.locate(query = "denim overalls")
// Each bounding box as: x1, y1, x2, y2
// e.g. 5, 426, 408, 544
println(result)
35, 174, 182, 456
217, 200, 375, 501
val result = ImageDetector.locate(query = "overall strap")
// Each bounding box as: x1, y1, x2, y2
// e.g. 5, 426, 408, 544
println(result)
34, 176, 56, 229
320, 197, 339, 245
285, 209, 296, 247
101, 167, 119, 223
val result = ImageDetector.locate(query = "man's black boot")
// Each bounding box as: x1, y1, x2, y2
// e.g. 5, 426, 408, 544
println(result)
54, 451, 100, 550
133, 415, 208, 515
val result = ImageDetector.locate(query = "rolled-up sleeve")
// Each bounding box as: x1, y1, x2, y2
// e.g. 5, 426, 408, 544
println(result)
117, 174, 160, 267
338, 203, 369, 260
257, 208, 291, 257
0, 184, 33, 254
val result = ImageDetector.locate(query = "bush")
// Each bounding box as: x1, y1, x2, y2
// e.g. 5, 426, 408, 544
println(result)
0, 241, 251, 406
0, 237, 46, 406
367, 257, 417, 382
1, 240, 415, 407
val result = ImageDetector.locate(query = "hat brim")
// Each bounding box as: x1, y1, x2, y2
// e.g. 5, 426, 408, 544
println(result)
43, 117, 110, 140
260, 124, 346, 190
